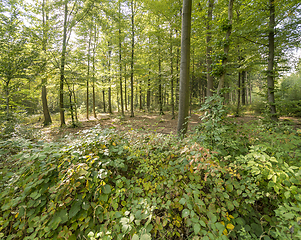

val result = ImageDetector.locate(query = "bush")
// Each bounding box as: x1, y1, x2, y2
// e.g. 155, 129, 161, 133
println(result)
1, 122, 301, 239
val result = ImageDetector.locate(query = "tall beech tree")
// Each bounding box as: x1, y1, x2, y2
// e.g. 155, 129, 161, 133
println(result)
177, 0, 192, 136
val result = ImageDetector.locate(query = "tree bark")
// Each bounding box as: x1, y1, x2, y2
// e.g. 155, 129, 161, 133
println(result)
86, 30, 92, 120
130, 0, 135, 117
92, 26, 97, 118
5, 81, 10, 120
236, 72, 241, 116
158, 32, 164, 115
267, 0, 277, 121
242, 70, 246, 105
119, 0, 124, 116
177, 0, 192, 136
108, 41, 112, 114
170, 28, 175, 119
102, 90, 106, 112
206, 0, 214, 97
217, 0, 234, 95
41, 0, 52, 126
124, 63, 127, 111
59, 0, 68, 127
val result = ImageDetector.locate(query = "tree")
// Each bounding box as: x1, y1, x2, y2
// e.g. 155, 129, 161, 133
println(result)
266, 0, 277, 121
0, 2, 36, 120
206, 0, 214, 97
41, 0, 52, 125
177, 0, 192, 136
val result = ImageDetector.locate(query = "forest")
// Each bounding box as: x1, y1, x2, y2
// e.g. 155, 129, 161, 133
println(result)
0, 0, 301, 239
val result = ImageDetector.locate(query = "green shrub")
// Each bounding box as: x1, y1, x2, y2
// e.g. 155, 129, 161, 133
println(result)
1, 122, 301, 239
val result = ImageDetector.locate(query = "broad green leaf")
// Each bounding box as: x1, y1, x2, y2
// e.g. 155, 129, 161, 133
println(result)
140, 234, 151, 240
69, 200, 82, 218
182, 209, 190, 218
132, 234, 139, 240
193, 223, 201, 235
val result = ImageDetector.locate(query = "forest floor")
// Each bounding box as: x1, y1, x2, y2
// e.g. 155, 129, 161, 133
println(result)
33, 111, 301, 142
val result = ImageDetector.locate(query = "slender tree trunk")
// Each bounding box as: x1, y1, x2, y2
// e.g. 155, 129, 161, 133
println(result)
124, 64, 127, 111
170, 28, 175, 119
147, 68, 151, 112
72, 83, 78, 122
69, 92, 75, 126
119, 0, 124, 116
217, 0, 234, 95
59, 0, 68, 127
41, 0, 52, 126
130, 0, 135, 117
102, 90, 106, 112
5, 81, 10, 120
92, 27, 97, 118
139, 82, 142, 110
86, 30, 92, 120
236, 72, 241, 116
267, 0, 277, 121
177, 0, 192, 136
242, 70, 246, 105
158, 33, 164, 115
206, 0, 214, 97
176, 29, 180, 108
249, 79, 252, 104
108, 42, 112, 114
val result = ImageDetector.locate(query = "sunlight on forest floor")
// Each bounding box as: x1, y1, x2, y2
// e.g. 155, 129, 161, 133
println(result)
29, 111, 301, 142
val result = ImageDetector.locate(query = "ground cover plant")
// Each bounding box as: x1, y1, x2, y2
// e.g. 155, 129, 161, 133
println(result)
1, 102, 301, 240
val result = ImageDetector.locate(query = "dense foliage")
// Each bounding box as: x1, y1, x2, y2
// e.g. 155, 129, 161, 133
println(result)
1, 100, 301, 239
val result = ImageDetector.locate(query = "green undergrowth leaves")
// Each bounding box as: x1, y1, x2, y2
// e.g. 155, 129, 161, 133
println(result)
0, 121, 301, 239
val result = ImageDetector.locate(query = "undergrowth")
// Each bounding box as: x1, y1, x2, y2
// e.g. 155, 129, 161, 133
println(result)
0, 97, 301, 239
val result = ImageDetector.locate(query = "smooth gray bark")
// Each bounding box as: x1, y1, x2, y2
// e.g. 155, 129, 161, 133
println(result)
267, 0, 277, 121
177, 0, 192, 136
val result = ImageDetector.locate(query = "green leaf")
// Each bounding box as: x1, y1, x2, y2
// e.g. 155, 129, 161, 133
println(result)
58, 209, 68, 223
69, 200, 82, 219
199, 220, 206, 227
132, 234, 139, 240
283, 212, 295, 219
140, 234, 151, 240
179, 198, 186, 205
193, 223, 201, 235
284, 191, 290, 199
103, 184, 111, 194
182, 209, 190, 218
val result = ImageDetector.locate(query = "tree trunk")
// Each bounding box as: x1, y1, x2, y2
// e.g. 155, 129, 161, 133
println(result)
206, 0, 214, 97
242, 70, 246, 105
177, 0, 192, 136
108, 42, 112, 114
267, 0, 277, 121
59, 0, 68, 127
147, 68, 151, 112
236, 72, 241, 116
170, 28, 175, 119
5, 81, 10, 120
102, 90, 106, 112
92, 26, 97, 118
86, 30, 92, 120
130, 0, 135, 117
124, 64, 127, 111
119, 0, 124, 116
41, 0, 52, 126
217, 0, 234, 95
176, 29, 180, 108
158, 34, 164, 115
